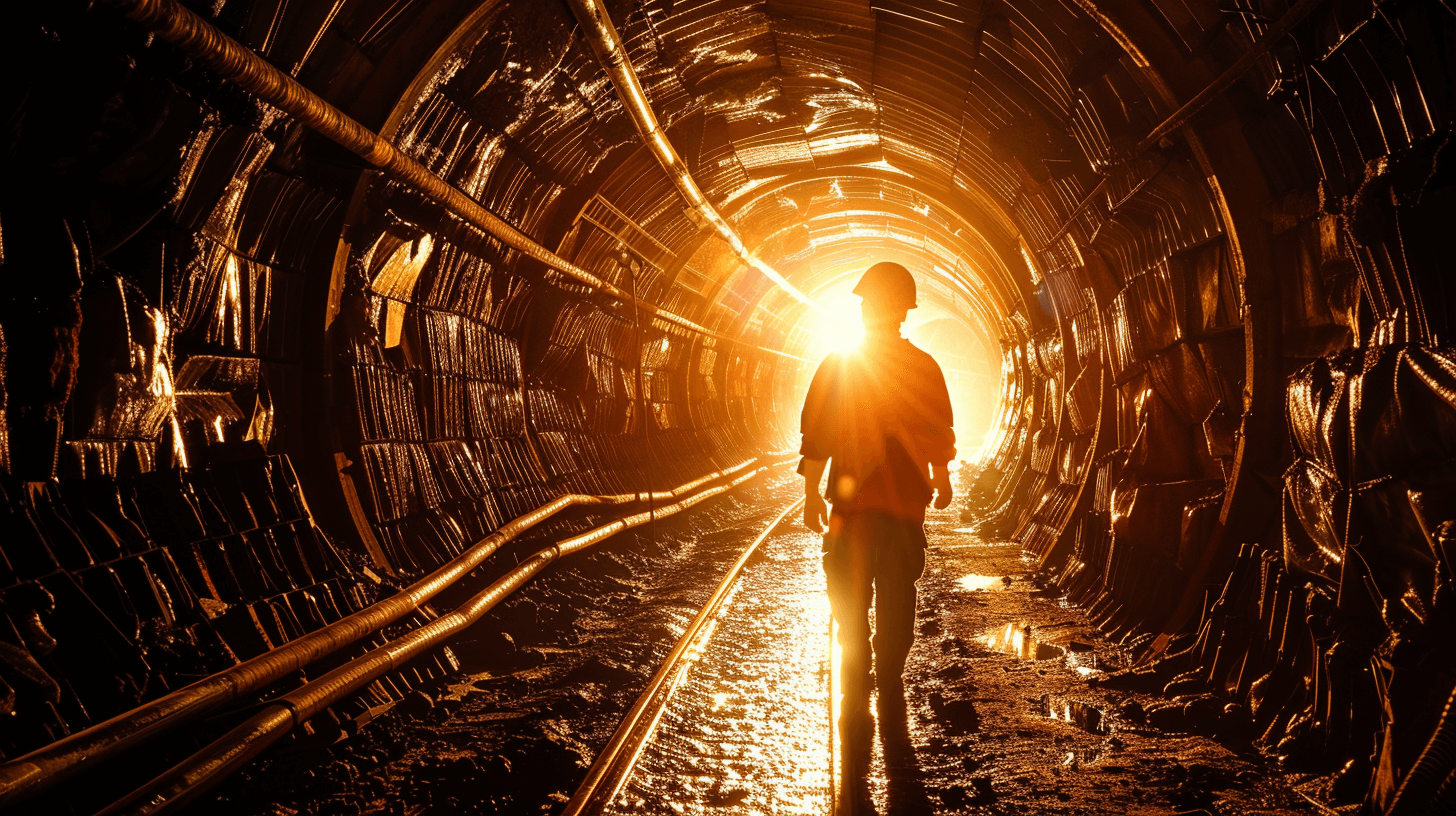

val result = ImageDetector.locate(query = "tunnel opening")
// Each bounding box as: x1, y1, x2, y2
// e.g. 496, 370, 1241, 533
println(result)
1, 0, 1456, 813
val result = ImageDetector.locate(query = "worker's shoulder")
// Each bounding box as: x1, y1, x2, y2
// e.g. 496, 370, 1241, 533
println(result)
899, 338, 946, 373
812, 350, 845, 374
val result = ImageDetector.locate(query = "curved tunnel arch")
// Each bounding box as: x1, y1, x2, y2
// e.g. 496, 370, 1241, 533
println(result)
3, 0, 1456, 809
297, 0, 1288, 647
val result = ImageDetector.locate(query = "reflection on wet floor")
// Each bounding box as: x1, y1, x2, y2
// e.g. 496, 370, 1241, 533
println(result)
983, 621, 1062, 661
607, 529, 831, 815
1039, 694, 1108, 734
954, 573, 1010, 592
945, 528, 1004, 540
981, 620, 1103, 674
887, 507, 1305, 815
597, 488, 1306, 816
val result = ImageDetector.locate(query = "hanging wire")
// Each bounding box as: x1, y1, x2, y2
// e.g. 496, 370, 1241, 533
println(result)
621, 249, 659, 548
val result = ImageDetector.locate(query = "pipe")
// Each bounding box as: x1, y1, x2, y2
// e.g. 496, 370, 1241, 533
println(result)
562, 495, 804, 816
1040, 0, 1324, 252
100, 465, 777, 815
1133, 0, 1326, 153
563, 0, 820, 313
0, 459, 766, 808
1037, 175, 1112, 252
95, 0, 805, 364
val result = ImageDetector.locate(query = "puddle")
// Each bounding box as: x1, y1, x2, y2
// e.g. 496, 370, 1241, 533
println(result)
1039, 694, 1108, 734
1060, 745, 1106, 769
957, 573, 1011, 592
982, 622, 1107, 672
983, 622, 1062, 660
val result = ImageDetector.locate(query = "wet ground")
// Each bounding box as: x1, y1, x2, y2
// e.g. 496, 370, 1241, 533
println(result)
203, 472, 1315, 815
874, 510, 1311, 815
206, 474, 804, 815
609, 524, 832, 815
600, 491, 1312, 816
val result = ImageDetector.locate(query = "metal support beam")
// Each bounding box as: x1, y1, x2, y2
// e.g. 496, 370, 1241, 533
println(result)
1040, 0, 1325, 251
97, 465, 777, 816
95, 0, 804, 362
0, 460, 768, 808
564, 0, 821, 313
1133, 0, 1326, 153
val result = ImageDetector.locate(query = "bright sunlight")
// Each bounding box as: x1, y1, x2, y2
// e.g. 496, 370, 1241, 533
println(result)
814, 290, 864, 354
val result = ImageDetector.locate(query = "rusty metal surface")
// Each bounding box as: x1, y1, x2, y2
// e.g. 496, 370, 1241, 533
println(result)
0, 460, 761, 808
98, 464, 774, 814
563, 0, 818, 311
3, 0, 1456, 812
94, 0, 798, 362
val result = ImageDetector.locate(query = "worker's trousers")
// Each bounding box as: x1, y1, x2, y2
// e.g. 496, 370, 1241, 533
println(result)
822, 510, 926, 713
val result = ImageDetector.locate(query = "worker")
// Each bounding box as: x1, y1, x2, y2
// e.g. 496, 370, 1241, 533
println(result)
799, 261, 955, 776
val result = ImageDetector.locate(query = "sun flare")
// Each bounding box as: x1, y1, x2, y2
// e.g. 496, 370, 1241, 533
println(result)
814, 291, 864, 354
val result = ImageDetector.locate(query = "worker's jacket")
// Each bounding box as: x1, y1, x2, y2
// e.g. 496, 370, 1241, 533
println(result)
798, 332, 956, 522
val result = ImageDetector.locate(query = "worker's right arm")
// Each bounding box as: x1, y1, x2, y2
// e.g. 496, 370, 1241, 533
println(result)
801, 458, 829, 533
798, 355, 838, 534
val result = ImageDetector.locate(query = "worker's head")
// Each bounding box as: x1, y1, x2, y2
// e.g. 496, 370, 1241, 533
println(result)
853, 261, 916, 331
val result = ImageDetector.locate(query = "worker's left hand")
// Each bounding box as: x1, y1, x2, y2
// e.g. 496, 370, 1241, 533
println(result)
804, 491, 829, 533
931, 471, 953, 510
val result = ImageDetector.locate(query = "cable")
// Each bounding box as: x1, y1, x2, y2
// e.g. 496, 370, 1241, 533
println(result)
622, 251, 659, 549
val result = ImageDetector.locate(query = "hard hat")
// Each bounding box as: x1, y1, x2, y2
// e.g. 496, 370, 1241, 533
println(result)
852, 261, 917, 309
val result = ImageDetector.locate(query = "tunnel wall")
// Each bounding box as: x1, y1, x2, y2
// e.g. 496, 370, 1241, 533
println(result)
1, 1, 1456, 812
325, 3, 809, 571
0, 0, 805, 763
962, 3, 1456, 809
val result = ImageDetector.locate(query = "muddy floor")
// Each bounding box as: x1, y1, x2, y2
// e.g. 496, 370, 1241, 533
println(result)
875, 505, 1312, 816
203, 472, 805, 815
603, 490, 1314, 816
199, 472, 1317, 815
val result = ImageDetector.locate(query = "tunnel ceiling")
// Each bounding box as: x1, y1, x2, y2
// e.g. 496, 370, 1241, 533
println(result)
371, 0, 1131, 338
4, 0, 1456, 811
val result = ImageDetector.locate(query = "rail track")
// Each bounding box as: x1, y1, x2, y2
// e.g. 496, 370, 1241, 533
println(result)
0, 460, 812, 815
4, 468, 1323, 816
563, 496, 810, 815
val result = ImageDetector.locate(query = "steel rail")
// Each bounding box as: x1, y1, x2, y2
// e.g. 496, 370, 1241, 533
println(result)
99, 465, 778, 816
828, 613, 840, 812
563, 0, 820, 313
1040, 0, 1325, 252
0, 458, 766, 808
94, 0, 806, 364
562, 495, 806, 815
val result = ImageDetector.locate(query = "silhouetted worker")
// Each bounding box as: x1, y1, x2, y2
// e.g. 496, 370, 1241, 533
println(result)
799, 261, 955, 778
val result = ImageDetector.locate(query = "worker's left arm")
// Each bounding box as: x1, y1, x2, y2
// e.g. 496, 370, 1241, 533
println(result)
927, 359, 956, 510
798, 356, 837, 532
801, 457, 829, 533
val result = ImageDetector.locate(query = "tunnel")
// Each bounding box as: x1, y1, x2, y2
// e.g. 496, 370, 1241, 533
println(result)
1, 0, 1455, 813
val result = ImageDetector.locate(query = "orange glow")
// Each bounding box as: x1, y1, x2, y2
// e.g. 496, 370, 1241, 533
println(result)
812, 291, 864, 355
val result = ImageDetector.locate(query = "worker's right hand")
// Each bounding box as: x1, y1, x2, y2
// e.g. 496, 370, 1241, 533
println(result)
804, 492, 828, 534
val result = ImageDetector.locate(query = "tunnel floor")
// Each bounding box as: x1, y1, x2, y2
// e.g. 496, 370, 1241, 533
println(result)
207, 474, 1315, 816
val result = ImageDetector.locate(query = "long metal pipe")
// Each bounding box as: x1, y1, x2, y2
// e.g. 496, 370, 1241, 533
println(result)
1041, 0, 1324, 252
0, 458, 764, 808
95, 0, 804, 363
563, 496, 804, 816
1133, 0, 1326, 153
563, 0, 820, 313
99, 465, 776, 815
